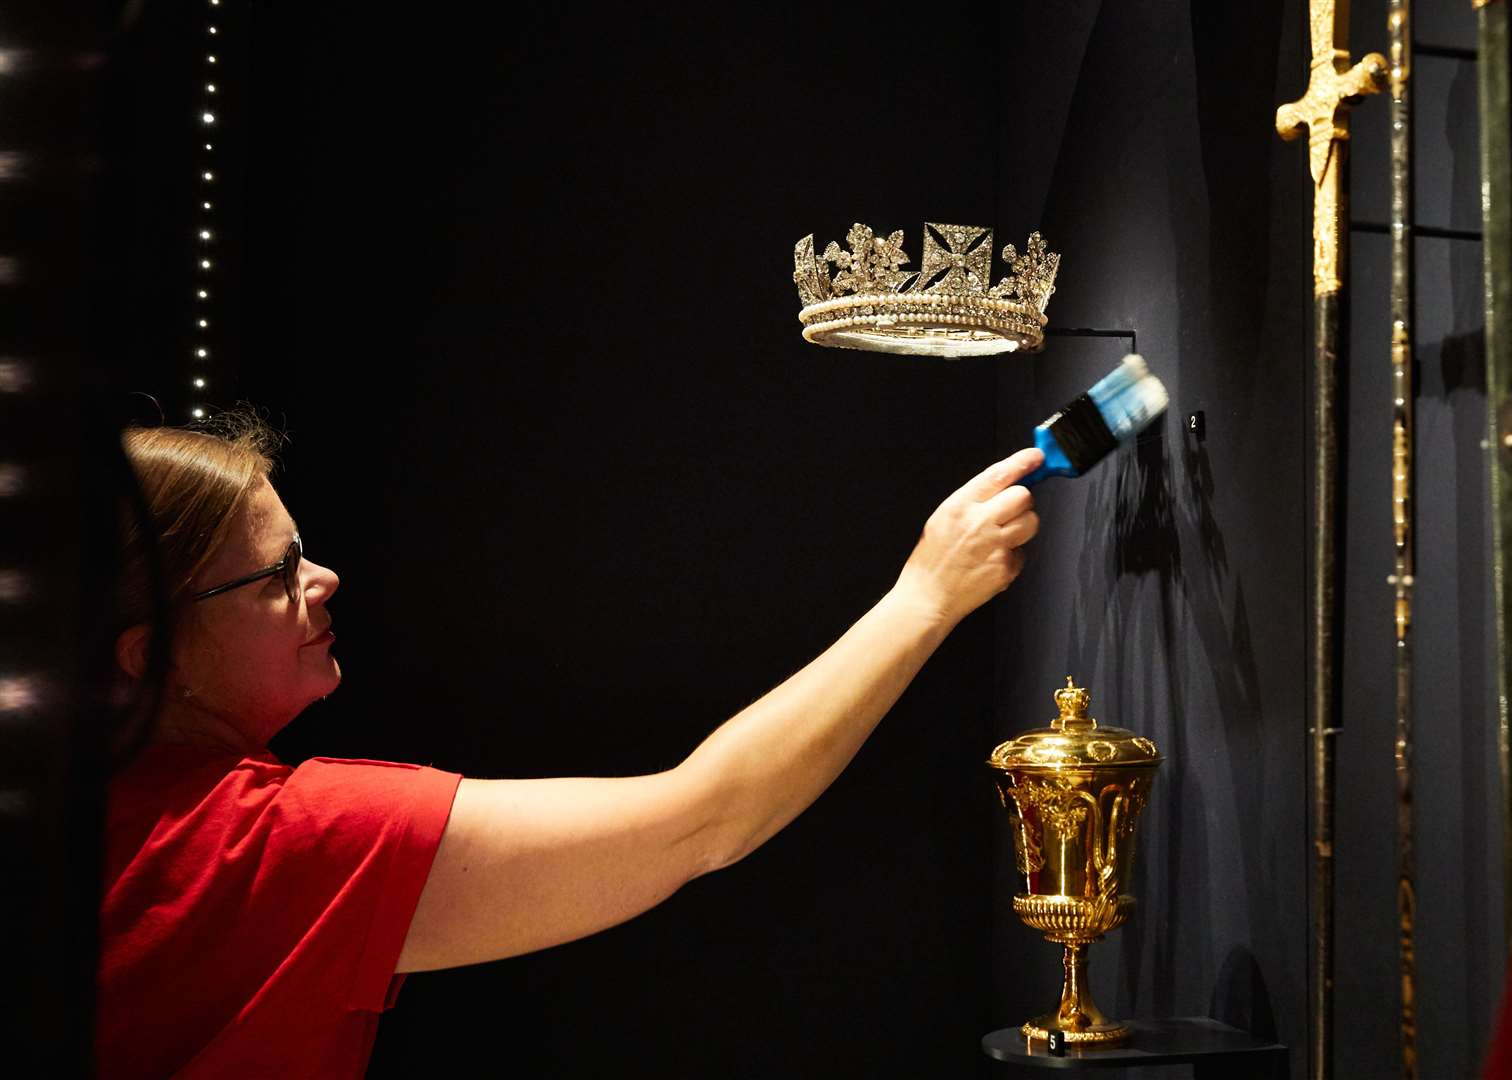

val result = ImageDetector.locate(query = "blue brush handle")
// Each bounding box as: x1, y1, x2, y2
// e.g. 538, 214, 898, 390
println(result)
1021, 426, 1078, 488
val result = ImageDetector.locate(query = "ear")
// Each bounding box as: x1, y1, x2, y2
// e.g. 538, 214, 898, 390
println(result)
115, 624, 151, 681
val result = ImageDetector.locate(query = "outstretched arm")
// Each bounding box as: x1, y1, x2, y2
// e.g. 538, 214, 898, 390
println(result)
396, 447, 1042, 972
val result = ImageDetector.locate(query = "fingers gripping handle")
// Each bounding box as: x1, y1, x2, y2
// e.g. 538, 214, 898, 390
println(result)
1021, 426, 1078, 488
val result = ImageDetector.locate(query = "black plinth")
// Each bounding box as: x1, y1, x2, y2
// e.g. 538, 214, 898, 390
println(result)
982, 1018, 1287, 1078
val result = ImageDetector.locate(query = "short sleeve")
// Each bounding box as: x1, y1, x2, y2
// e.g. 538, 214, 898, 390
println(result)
99, 749, 464, 1079
240, 756, 462, 1012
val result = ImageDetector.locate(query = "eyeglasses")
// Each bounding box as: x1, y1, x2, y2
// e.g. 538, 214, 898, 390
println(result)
190, 532, 302, 604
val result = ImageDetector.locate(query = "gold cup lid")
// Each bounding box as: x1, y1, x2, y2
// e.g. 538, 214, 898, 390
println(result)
987, 677, 1163, 769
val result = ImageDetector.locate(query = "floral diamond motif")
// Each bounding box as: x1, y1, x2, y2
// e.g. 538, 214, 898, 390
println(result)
791, 223, 1060, 328
822, 224, 913, 295
990, 231, 1060, 308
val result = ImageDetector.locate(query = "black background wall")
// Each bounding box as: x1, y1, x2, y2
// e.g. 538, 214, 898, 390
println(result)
250, 7, 1011, 1076
99, 2, 1506, 1077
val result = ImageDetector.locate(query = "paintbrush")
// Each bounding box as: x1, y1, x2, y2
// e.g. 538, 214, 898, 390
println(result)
1022, 354, 1169, 486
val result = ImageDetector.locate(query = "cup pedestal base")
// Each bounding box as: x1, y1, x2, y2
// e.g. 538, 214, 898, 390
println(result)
1020, 939, 1131, 1047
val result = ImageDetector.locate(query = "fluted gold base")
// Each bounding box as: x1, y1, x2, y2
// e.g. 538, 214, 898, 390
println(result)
1018, 936, 1131, 1047
1021, 1015, 1130, 1046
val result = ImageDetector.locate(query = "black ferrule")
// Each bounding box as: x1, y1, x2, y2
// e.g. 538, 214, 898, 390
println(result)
1043, 393, 1116, 473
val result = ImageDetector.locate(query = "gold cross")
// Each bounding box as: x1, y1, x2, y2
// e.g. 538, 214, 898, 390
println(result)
1275, 0, 1386, 294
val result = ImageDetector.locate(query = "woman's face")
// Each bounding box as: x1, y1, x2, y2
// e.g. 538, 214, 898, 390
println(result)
171, 476, 341, 746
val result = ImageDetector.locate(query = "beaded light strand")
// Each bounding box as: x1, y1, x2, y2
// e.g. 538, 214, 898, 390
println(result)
189, 0, 223, 420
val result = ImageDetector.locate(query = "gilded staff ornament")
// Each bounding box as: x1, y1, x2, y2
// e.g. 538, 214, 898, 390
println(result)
1275, 4, 1386, 1078
1386, 7, 1418, 1076
1477, 0, 1512, 955
1275, 2, 1387, 296
793, 223, 1059, 356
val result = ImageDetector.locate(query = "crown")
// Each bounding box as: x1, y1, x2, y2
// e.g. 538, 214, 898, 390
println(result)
793, 223, 1060, 356
1053, 676, 1093, 729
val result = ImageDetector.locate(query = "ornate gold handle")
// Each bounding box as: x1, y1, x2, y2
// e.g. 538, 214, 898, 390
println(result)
1077, 787, 1125, 930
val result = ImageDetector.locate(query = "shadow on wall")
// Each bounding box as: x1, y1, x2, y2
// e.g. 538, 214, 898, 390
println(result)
1442, 58, 1490, 945
1211, 945, 1280, 1041
1067, 422, 1266, 1020
990, 0, 1300, 1053
1444, 37, 1495, 1058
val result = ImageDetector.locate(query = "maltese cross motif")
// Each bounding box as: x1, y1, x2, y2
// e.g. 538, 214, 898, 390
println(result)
919, 224, 992, 295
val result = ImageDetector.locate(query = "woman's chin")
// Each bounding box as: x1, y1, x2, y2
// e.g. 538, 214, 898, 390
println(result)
300, 656, 342, 699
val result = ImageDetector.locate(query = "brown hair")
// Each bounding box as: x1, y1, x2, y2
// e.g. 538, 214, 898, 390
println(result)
117, 409, 285, 636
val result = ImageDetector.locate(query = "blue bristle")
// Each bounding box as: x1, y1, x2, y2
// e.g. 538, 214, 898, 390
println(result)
1090, 355, 1166, 442
1087, 355, 1144, 406
1021, 355, 1167, 487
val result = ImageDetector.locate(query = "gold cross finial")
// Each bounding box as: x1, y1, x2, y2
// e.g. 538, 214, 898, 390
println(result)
1275, 0, 1386, 293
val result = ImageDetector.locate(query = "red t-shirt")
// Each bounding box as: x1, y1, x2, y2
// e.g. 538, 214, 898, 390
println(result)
97, 744, 462, 1079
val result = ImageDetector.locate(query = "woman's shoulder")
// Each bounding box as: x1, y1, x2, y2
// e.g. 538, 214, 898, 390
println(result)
103, 744, 286, 882
109, 742, 285, 813
109, 745, 454, 829
103, 744, 460, 899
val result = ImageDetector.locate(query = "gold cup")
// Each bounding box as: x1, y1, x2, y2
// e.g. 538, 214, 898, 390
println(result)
987, 677, 1163, 1046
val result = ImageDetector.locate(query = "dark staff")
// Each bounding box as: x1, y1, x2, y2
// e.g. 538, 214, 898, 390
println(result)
1276, 4, 1385, 1078
1387, 2, 1418, 1076
1477, 0, 1512, 956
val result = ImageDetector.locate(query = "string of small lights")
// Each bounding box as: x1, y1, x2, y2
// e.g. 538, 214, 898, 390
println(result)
188, 0, 223, 421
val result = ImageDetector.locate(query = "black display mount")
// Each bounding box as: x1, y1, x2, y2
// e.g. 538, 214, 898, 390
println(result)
981, 1017, 1287, 1077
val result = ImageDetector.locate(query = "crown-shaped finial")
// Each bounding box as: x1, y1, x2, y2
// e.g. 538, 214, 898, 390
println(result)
1052, 676, 1095, 731
793, 223, 1060, 356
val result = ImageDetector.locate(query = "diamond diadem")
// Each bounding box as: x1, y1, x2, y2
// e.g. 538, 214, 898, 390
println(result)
793, 223, 1060, 357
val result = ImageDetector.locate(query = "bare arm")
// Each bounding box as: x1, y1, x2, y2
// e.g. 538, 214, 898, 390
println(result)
396, 447, 1043, 972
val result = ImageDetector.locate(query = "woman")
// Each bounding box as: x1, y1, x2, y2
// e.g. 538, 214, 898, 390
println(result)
99, 412, 1043, 1077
